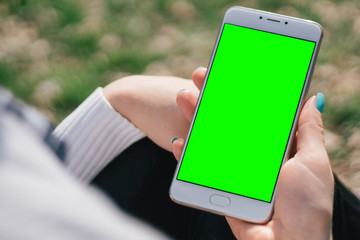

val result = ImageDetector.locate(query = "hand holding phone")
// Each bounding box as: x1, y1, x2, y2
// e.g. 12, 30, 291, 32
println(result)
173, 67, 334, 239
170, 6, 327, 224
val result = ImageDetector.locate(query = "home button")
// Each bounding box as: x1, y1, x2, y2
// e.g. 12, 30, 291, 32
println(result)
209, 194, 230, 207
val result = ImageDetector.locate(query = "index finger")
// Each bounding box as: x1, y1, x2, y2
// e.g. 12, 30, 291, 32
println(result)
192, 67, 207, 90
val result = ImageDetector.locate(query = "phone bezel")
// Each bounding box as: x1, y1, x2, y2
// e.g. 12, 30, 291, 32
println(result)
170, 6, 323, 223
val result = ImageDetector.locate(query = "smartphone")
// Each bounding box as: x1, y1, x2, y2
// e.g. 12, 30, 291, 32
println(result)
169, 6, 323, 223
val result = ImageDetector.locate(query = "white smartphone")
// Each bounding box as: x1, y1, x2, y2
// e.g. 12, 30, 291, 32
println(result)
170, 6, 323, 223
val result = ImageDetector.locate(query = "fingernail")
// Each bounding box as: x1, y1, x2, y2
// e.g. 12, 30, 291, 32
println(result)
171, 137, 178, 144
193, 66, 204, 73
176, 88, 186, 96
316, 93, 325, 113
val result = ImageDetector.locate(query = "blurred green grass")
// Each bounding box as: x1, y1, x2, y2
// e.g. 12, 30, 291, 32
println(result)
1, 0, 360, 192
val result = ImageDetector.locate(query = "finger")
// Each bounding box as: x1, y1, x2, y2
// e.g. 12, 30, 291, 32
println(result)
192, 67, 207, 90
226, 216, 274, 240
226, 216, 248, 239
172, 138, 185, 161
296, 93, 325, 152
176, 90, 198, 122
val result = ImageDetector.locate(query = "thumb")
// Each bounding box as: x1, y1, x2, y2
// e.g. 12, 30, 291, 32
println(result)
296, 93, 325, 152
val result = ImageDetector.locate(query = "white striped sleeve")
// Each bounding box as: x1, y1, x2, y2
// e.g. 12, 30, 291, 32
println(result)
52, 87, 145, 183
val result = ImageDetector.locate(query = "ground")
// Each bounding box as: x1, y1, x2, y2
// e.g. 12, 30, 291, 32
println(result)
1, 0, 360, 195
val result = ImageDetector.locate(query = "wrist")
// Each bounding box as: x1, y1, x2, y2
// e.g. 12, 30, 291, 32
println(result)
102, 81, 123, 113
102, 76, 135, 118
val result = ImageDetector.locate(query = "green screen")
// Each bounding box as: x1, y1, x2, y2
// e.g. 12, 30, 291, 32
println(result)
177, 24, 316, 203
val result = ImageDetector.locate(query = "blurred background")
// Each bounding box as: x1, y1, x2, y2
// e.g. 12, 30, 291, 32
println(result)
1, 0, 360, 195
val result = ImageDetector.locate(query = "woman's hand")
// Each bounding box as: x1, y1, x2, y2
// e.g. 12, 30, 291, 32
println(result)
172, 68, 334, 240
103, 75, 199, 152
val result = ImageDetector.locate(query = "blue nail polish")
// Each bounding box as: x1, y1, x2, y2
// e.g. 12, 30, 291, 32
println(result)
195, 66, 204, 70
316, 93, 325, 113
176, 89, 186, 96
171, 137, 178, 144
193, 66, 204, 73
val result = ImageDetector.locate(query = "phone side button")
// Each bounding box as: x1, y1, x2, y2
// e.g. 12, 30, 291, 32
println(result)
209, 194, 231, 207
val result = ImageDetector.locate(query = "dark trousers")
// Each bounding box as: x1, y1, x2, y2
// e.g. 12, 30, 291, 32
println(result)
91, 137, 360, 240
91, 137, 236, 240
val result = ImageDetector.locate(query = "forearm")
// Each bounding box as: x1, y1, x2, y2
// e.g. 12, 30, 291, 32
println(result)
53, 88, 145, 183
53, 75, 198, 182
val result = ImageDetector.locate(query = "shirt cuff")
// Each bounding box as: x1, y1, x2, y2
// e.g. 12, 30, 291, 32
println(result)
53, 87, 145, 183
